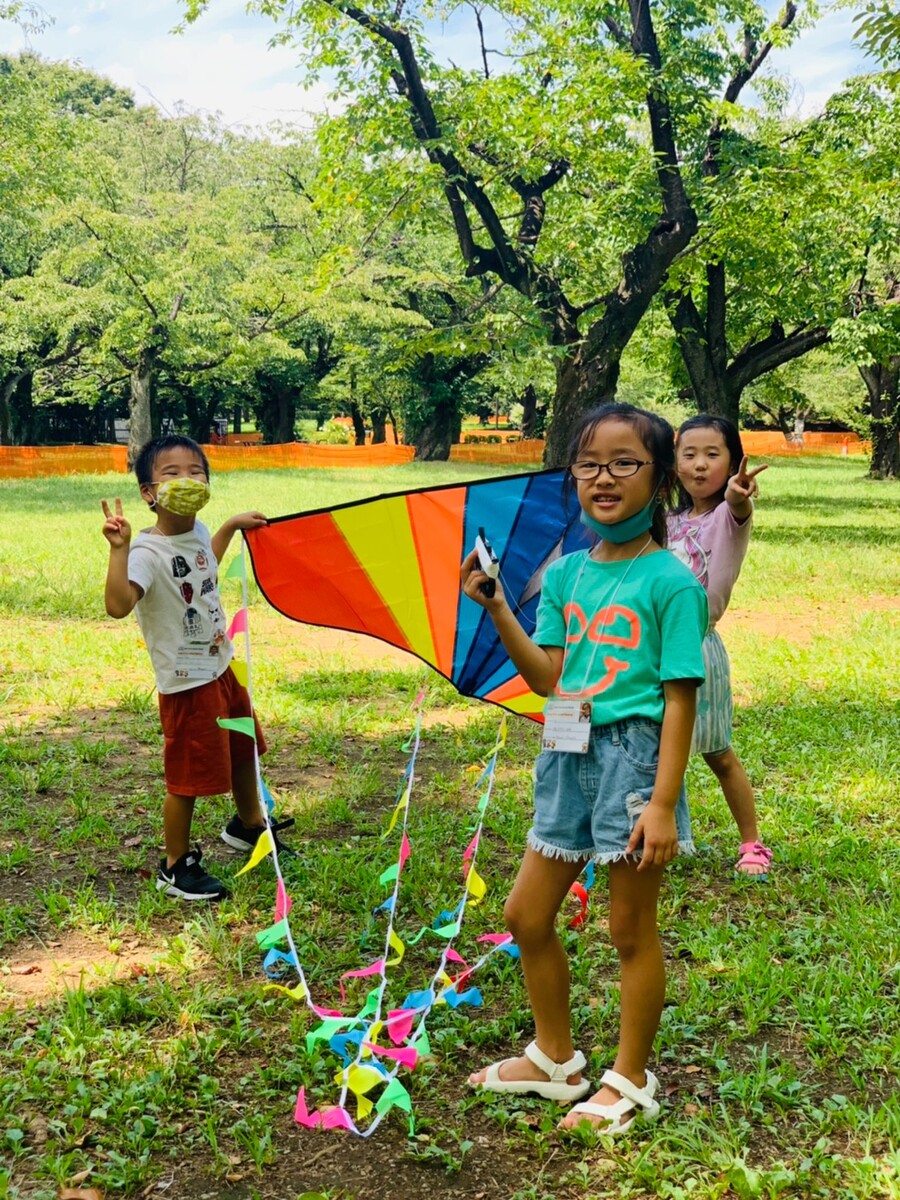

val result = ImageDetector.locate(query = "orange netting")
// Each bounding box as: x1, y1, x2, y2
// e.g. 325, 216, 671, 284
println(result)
0, 432, 869, 479
202, 443, 415, 470
0, 442, 416, 478
0, 445, 129, 478
449, 439, 546, 464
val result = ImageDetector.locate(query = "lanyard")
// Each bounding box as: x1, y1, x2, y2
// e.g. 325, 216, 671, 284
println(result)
553, 538, 652, 699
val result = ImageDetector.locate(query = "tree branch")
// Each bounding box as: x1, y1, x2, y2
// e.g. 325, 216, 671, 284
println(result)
76, 214, 159, 319
728, 322, 830, 392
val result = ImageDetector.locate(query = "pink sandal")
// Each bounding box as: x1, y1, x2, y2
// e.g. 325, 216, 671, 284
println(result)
736, 841, 773, 878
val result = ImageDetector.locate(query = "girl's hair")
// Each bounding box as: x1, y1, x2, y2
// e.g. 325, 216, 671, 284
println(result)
673, 413, 744, 512
566, 402, 677, 546
134, 435, 210, 487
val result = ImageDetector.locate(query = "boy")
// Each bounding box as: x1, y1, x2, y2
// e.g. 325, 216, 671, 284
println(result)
101, 434, 290, 901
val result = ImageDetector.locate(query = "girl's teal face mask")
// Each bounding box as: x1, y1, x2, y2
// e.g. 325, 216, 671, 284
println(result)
578, 482, 663, 544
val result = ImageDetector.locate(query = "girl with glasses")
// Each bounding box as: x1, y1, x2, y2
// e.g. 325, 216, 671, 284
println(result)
460, 402, 708, 1134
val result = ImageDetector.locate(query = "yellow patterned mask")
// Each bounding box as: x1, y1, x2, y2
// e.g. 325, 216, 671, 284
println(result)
154, 477, 210, 515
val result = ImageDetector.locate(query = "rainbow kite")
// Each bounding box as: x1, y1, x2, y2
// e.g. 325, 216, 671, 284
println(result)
245, 469, 585, 720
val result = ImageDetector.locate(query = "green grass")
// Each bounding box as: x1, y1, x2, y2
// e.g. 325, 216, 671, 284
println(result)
0, 456, 898, 1199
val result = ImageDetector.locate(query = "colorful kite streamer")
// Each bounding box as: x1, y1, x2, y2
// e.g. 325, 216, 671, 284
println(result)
220, 547, 521, 1136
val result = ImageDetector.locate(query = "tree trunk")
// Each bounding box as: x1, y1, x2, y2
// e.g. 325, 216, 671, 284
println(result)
129, 349, 156, 469
232, 403, 242, 434
520, 384, 537, 439
860, 360, 900, 479
0, 372, 25, 444
544, 346, 621, 466
0, 372, 40, 444
348, 371, 366, 445
371, 408, 386, 444
257, 382, 296, 444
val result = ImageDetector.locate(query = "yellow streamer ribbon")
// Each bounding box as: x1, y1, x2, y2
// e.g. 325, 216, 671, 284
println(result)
386, 929, 406, 965
465, 866, 487, 905
235, 828, 274, 876
263, 981, 307, 1002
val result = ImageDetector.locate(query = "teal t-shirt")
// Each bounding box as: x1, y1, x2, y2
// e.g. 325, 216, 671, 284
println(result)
533, 549, 708, 726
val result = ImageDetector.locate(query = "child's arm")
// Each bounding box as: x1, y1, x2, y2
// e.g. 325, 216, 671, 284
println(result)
626, 678, 697, 870
725, 454, 768, 523
460, 548, 563, 696
101, 498, 143, 618
211, 511, 268, 564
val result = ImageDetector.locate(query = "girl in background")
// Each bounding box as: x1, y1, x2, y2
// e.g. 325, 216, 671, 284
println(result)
668, 414, 772, 878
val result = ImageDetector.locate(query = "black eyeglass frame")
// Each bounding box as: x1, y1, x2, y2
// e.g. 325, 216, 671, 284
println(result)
568, 458, 655, 481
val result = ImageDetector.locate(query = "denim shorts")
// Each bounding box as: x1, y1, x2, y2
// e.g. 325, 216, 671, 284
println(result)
527, 719, 694, 864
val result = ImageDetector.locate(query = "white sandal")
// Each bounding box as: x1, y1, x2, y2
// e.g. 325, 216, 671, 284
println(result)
470, 1040, 591, 1103
565, 1068, 661, 1134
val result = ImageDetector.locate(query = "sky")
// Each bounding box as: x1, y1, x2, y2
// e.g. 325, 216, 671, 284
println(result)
0, 0, 870, 133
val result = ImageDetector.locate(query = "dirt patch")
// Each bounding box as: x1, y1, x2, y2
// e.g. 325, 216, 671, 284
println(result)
720, 592, 898, 646
1, 932, 167, 1004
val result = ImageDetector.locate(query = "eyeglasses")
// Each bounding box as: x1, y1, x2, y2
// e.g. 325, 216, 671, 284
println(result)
569, 458, 654, 480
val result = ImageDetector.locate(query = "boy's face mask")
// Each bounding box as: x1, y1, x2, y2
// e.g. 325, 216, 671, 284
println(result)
152, 476, 210, 516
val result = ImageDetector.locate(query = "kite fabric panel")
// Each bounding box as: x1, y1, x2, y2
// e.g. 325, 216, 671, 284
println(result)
244, 469, 588, 721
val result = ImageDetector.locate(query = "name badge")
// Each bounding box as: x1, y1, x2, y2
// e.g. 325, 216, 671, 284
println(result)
174, 643, 221, 682
541, 698, 592, 754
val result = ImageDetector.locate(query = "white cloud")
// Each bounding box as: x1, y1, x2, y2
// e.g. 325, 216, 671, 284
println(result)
1, 0, 871, 132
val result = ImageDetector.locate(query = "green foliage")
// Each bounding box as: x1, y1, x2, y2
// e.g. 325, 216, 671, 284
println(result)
0, 460, 898, 1196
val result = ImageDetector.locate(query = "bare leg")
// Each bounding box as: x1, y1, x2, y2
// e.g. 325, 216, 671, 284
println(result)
470, 848, 588, 1086
560, 859, 664, 1129
163, 792, 196, 866
231, 760, 265, 828
703, 748, 768, 874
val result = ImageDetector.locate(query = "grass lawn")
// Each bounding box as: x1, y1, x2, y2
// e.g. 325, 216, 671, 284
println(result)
0, 456, 898, 1200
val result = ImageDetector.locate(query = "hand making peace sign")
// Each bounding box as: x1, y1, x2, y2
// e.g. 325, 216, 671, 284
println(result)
101, 498, 132, 550
725, 455, 768, 508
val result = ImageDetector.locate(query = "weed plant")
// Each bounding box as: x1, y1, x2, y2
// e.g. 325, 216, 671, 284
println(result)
0, 457, 897, 1199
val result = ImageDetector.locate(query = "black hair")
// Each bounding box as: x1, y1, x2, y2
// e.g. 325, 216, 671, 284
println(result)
565, 402, 677, 547
133, 435, 210, 488
673, 413, 744, 512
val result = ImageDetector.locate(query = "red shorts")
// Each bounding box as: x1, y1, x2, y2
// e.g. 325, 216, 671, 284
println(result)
158, 665, 267, 798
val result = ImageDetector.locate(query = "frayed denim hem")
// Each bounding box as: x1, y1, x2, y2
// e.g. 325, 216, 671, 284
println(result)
592, 839, 698, 865
528, 831, 697, 864
526, 830, 593, 863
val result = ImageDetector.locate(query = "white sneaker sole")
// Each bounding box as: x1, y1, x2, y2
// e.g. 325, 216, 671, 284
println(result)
155, 878, 225, 901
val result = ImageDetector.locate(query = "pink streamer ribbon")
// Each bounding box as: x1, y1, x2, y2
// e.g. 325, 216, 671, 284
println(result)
227, 607, 249, 638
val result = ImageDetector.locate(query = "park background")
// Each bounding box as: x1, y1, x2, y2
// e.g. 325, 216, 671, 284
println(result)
2, 0, 900, 1197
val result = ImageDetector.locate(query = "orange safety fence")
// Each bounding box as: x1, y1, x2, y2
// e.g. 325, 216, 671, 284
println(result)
449, 439, 546, 464
741, 432, 870, 456
0, 445, 129, 478
202, 443, 415, 469
0, 441, 416, 478
0, 432, 870, 479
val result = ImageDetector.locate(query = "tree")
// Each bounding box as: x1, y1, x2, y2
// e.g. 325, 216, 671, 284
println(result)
183, 0, 822, 461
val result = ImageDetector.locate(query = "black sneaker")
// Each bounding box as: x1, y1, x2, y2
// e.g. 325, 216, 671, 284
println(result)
156, 848, 228, 901
221, 815, 295, 856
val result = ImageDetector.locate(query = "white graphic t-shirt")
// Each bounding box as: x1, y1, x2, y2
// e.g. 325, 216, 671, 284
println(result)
127, 521, 233, 694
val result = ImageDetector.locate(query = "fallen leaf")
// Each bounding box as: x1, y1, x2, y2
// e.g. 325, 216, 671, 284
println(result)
124, 836, 143, 848
12, 964, 41, 976
59, 1188, 104, 1200
684, 1065, 702, 1074
683, 1103, 701, 1117
29, 1116, 50, 1145
66, 1169, 93, 1186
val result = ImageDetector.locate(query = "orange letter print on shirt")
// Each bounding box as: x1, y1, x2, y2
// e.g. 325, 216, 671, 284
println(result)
559, 603, 642, 697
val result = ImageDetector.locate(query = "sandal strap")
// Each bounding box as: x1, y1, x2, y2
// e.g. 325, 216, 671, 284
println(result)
524, 1040, 586, 1082
739, 841, 772, 861
600, 1069, 658, 1112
